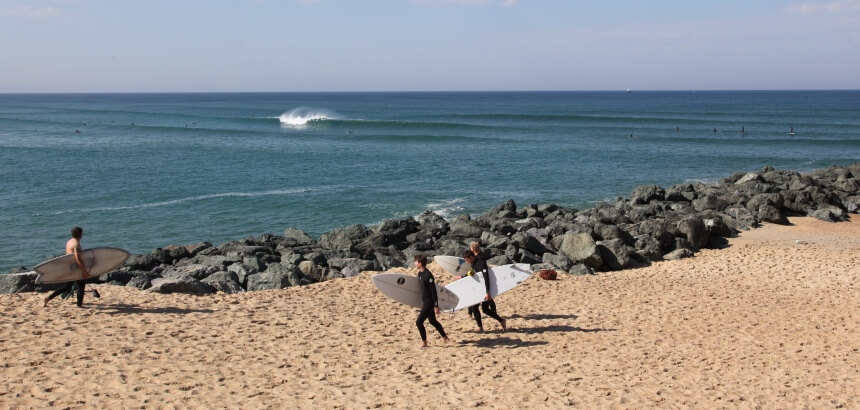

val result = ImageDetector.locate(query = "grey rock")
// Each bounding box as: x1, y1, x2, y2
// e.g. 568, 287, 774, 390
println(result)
663, 248, 694, 260
126, 273, 156, 290
161, 264, 219, 280
227, 263, 258, 286
517, 248, 542, 265
283, 227, 316, 245
629, 185, 665, 204
677, 216, 709, 251
147, 277, 215, 295
487, 255, 512, 266
448, 220, 485, 238
558, 232, 603, 268
735, 172, 763, 185
542, 253, 572, 272
246, 262, 303, 291
811, 206, 847, 222
327, 258, 378, 274
319, 224, 373, 252
567, 264, 596, 276
756, 204, 789, 225
597, 239, 638, 270
692, 195, 729, 212
125, 254, 159, 271
202, 271, 244, 294
633, 234, 663, 262
416, 211, 450, 236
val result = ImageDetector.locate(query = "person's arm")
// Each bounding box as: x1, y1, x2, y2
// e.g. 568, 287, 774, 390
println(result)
427, 273, 441, 313
73, 247, 89, 278
477, 260, 491, 300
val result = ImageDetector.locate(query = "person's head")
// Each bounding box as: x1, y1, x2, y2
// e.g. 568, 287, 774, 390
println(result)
463, 250, 476, 263
469, 241, 481, 255
70, 226, 83, 239
414, 254, 428, 269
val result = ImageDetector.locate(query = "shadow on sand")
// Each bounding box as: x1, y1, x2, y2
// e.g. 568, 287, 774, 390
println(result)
458, 336, 548, 349
509, 313, 579, 321
89, 303, 214, 315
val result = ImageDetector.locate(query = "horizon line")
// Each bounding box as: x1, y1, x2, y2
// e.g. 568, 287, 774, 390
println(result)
2, 88, 859, 95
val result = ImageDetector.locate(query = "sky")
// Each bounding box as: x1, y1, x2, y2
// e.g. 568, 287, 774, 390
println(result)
0, 0, 858, 92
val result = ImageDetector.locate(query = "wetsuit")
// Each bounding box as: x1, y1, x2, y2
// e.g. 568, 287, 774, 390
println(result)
45, 280, 86, 306
468, 255, 504, 329
416, 269, 447, 342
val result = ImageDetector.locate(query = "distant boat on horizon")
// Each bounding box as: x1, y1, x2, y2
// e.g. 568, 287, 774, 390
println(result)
626, 88, 632, 93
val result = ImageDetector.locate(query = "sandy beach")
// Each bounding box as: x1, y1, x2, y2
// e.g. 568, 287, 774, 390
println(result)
1, 216, 858, 408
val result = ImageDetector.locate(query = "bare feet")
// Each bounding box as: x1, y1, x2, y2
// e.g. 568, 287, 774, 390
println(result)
501, 318, 507, 332
421, 341, 428, 348
475, 327, 484, 333
42, 296, 50, 307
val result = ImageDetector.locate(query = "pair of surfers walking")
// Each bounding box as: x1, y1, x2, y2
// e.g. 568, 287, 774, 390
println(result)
413, 242, 506, 347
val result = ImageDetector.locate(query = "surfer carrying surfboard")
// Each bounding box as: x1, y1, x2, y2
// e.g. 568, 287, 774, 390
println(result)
414, 255, 449, 348
464, 244, 506, 332
43, 227, 90, 307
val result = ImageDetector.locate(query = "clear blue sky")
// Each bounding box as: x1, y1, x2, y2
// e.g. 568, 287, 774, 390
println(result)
1, 0, 858, 92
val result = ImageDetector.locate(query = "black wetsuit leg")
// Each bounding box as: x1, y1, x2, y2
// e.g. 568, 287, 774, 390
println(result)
468, 305, 483, 329
74, 280, 85, 306
46, 282, 75, 302
481, 299, 504, 324
416, 300, 447, 341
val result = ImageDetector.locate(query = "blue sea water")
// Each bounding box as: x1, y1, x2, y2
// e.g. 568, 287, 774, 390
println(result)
1, 91, 858, 271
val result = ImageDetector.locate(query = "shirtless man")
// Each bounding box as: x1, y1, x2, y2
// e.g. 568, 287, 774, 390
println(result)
43, 227, 90, 307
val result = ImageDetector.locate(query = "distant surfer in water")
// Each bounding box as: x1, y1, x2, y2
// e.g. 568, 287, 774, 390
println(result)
43, 227, 91, 308
414, 255, 448, 347
463, 243, 506, 332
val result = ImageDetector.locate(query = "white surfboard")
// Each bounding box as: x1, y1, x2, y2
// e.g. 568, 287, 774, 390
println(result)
371, 273, 459, 311
434, 255, 473, 276
443, 263, 532, 311
34, 247, 130, 285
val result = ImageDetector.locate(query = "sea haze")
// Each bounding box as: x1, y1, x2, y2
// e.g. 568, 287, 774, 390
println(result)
1, 91, 858, 270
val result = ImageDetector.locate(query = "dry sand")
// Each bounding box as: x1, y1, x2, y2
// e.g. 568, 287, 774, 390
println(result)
2, 217, 858, 408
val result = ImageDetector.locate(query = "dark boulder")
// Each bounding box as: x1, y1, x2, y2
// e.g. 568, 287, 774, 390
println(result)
126, 272, 157, 290
811, 206, 848, 222
374, 217, 420, 247
692, 195, 729, 212
448, 220, 486, 238
558, 232, 603, 269
124, 254, 159, 271
161, 264, 219, 280
283, 227, 316, 245
633, 234, 663, 262
567, 264, 596, 276
755, 204, 789, 225
246, 262, 303, 291
416, 211, 450, 237
202, 271, 244, 294
676, 216, 709, 251
597, 239, 639, 270
147, 277, 215, 295
663, 248, 694, 260
319, 224, 373, 252
542, 253, 572, 272
629, 185, 665, 204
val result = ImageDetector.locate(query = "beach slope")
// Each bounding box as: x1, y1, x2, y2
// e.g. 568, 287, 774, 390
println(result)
1, 217, 857, 408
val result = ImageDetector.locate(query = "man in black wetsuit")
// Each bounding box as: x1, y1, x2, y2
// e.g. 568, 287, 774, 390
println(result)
463, 247, 506, 332
414, 254, 449, 348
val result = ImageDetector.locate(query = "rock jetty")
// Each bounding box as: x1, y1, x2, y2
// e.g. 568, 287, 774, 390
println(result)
2, 165, 858, 295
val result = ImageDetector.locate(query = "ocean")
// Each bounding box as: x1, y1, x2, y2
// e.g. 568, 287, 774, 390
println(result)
1, 91, 858, 271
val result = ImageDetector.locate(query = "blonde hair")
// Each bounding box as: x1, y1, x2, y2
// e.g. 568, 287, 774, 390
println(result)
469, 242, 480, 252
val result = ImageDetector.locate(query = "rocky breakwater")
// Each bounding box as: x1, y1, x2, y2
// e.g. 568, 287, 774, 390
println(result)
2, 165, 858, 295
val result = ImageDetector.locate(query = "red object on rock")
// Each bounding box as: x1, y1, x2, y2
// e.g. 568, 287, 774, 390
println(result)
538, 269, 557, 280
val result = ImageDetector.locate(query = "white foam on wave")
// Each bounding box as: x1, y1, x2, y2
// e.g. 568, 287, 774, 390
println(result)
278, 107, 336, 127
47, 188, 317, 215
422, 198, 466, 220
